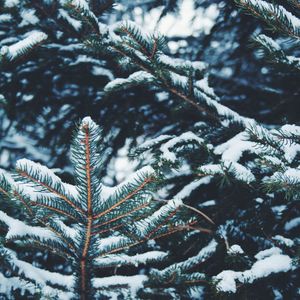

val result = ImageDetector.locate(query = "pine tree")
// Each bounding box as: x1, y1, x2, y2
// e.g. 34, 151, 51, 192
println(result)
0, 117, 217, 299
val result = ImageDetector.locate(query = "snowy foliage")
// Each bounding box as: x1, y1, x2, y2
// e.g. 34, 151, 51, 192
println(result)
0, 117, 217, 299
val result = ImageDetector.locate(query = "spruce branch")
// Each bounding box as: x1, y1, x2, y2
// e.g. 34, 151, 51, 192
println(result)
235, 0, 300, 39
0, 117, 213, 299
0, 31, 48, 65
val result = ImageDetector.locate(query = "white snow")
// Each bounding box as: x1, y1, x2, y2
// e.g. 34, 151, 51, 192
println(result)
92, 275, 147, 296
0, 211, 59, 243
60, 0, 89, 10
199, 162, 255, 183
15, 158, 79, 201
158, 53, 206, 73
280, 124, 300, 136
248, 0, 300, 30
0, 272, 74, 300
228, 245, 244, 255
1, 31, 48, 60
174, 177, 212, 201
95, 251, 168, 267
215, 254, 292, 293
0, 14, 12, 23
160, 132, 204, 162
4, 0, 19, 7
96, 235, 131, 253
91, 66, 114, 80
20, 9, 39, 27
138, 135, 174, 150
3, 247, 74, 289
284, 217, 300, 231
272, 235, 294, 247
214, 131, 259, 162
157, 239, 217, 275
104, 71, 154, 92
135, 198, 183, 237
58, 9, 82, 31
256, 34, 281, 51
254, 247, 282, 260
195, 77, 217, 99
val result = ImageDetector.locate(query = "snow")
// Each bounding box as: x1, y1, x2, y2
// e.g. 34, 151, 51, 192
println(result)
250, 0, 300, 29
199, 162, 255, 183
104, 71, 154, 92
200, 199, 216, 207
81, 116, 95, 127
272, 235, 294, 247
2, 31, 48, 60
281, 124, 300, 136
228, 245, 244, 255
158, 239, 217, 275
0, 211, 60, 243
138, 135, 174, 149
92, 275, 147, 296
60, 0, 89, 10
0, 273, 36, 297
254, 247, 282, 260
53, 218, 78, 241
160, 132, 204, 162
0, 14, 12, 22
100, 164, 155, 203
215, 254, 292, 293
174, 177, 212, 201
96, 235, 131, 253
91, 66, 114, 80
268, 168, 300, 188
257, 34, 281, 51
3, 247, 74, 289
195, 77, 217, 99
95, 251, 168, 267
284, 217, 300, 231
158, 54, 206, 73
59, 9, 82, 31
4, 0, 19, 7
214, 131, 259, 162
135, 198, 183, 237
15, 158, 79, 201
20, 9, 39, 27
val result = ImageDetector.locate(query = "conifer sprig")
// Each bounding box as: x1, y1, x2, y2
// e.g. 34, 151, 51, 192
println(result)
0, 117, 213, 299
